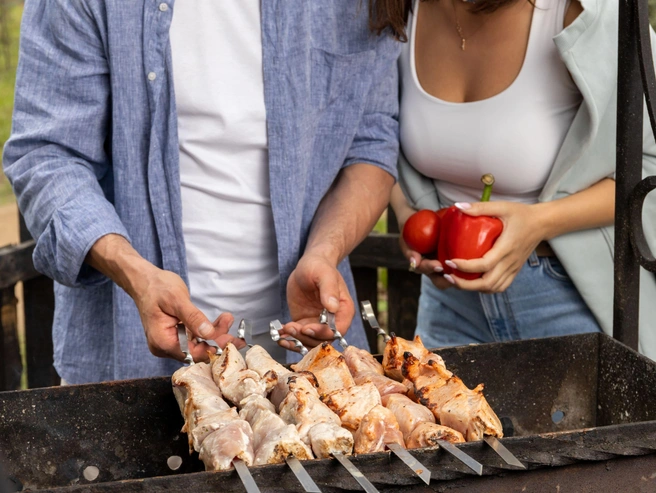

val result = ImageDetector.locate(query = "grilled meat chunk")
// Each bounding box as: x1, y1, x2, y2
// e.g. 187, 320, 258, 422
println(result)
172, 363, 231, 452
343, 345, 384, 375
278, 374, 353, 458
210, 343, 276, 405
291, 342, 355, 394
240, 394, 313, 465
199, 419, 255, 471
246, 345, 290, 380
406, 422, 465, 448
403, 353, 503, 440
383, 335, 451, 381
353, 405, 405, 454
321, 382, 381, 431
354, 373, 408, 398
382, 393, 435, 442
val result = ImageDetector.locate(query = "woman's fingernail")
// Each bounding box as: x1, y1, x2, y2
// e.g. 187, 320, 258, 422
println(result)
445, 260, 457, 269
198, 322, 213, 338
409, 258, 417, 272
286, 327, 297, 337
434, 265, 443, 273
329, 297, 340, 310
303, 329, 315, 338
444, 274, 456, 285
455, 202, 472, 210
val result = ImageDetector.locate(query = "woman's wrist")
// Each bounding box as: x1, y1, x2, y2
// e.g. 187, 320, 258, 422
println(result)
531, 201, 561, 242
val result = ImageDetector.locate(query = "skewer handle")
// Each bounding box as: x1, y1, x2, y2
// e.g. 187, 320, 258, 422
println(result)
237, 319, 254, 348
360, 301, 390, 342
320, 309, 348, 348
176, 324, 195, 365
269, 320, 309, 355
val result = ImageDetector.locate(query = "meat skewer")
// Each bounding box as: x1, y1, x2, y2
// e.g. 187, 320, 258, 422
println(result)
359, 302, 524, 469
292, 339, 432, 485
211, 344, 315, 464
270, 320, 309, 355
246, 344, 367, 491
229, 340, 322, 492
171, 363, 256, 473
343, 345, 407, 398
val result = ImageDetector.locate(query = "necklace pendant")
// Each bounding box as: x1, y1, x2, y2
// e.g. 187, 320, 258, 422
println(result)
461, 38, 466, 51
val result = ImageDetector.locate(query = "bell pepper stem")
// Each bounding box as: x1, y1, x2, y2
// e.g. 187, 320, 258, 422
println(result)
480, 174, 495, 203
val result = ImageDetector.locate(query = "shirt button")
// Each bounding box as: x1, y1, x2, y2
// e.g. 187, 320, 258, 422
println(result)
158, 3, 168, 11
148, 72, 157, 81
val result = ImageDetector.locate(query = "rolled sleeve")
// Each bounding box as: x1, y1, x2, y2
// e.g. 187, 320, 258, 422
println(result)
343, 35, 401, 179
33, 191, 130, 287
3, 0, 126, 287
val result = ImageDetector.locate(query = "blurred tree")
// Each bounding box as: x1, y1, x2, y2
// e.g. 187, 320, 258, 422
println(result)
0, 0, 10, 70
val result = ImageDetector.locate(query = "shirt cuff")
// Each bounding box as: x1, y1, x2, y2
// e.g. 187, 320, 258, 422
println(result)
32, 192, 131, 288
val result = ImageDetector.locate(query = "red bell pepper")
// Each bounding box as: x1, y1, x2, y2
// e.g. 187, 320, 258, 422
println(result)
438, 174, 503, 280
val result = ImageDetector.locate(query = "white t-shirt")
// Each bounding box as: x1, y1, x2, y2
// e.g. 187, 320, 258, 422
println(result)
170, 0, 283, 358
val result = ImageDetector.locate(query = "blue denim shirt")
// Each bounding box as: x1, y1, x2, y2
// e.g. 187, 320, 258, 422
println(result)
3, 0, 400, 383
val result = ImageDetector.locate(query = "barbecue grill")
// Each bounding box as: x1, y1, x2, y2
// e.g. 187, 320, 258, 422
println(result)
2, 332, 656, 492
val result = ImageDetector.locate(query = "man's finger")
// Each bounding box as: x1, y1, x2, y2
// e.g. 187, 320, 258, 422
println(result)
174, 298, 216, 340
316, 267, 341, 313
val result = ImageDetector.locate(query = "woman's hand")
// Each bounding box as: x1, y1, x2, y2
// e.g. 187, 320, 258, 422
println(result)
391, 184, 452, 290
442, 201, 547, 293
397, 212, 453, 290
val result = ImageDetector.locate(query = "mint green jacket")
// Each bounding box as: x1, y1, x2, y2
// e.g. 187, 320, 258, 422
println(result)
398, 0, 656, 360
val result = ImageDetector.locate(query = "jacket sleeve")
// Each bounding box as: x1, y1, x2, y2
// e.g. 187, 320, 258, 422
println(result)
342, 34, 400, 178
2, 0, 129, 288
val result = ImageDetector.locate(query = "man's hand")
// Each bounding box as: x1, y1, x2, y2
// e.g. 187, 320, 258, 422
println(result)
280, 253, 355, 350
277, 163, 394, 352
130, 266, 242, 361
85, 234, 243, 362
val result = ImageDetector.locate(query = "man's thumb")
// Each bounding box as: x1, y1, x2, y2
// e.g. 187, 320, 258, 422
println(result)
317, 268, 341, 313
177, 299, 214, 339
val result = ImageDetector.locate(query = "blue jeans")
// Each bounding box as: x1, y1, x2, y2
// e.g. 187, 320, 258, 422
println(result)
415, 252, 602, 349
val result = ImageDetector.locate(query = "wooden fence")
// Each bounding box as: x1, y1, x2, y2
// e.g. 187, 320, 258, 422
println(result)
0, 212, 420, 391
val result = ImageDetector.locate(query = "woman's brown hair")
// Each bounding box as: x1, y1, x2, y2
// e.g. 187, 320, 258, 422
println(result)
369, 0, 522, 41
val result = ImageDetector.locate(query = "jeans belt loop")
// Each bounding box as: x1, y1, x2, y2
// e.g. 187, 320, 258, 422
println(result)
528, 250, 540, 267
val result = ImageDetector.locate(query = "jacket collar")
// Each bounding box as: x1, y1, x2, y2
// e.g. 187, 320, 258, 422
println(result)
541, 0, 617, 200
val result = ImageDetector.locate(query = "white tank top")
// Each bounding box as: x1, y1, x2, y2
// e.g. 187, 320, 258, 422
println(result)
170, 1, 282, 344
399, 0, 582, 205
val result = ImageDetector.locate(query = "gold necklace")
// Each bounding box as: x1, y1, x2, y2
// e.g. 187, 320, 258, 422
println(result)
451, 0, 490, 51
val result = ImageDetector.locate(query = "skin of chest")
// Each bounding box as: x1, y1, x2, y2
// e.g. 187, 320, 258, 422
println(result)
413, 0, 579, 103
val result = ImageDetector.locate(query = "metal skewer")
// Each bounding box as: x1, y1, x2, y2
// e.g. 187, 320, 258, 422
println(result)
233, 458, 261, 493
319, 309, 348, 348
483, 436, 526, 469
237, 326, 316, 491
436, 440, 483, 475
286, 456, 322, 492
176, 324, 195, 365
332, 453, 379, 493
360, 301, 390, 342
237, 319, 254, 348
269, 320, 309, 355
386, 443, 431, 485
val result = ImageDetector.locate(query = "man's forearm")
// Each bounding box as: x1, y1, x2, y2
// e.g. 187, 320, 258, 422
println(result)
305, 163, 395, 264
85, 234, 155, 299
